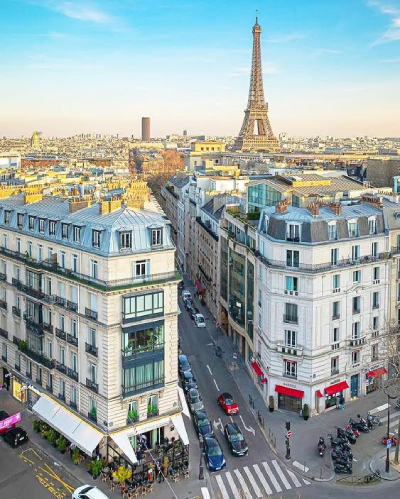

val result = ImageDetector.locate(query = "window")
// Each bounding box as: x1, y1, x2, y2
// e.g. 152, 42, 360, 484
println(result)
2, 343, 7, 361
332, 301, 340, 319
286, 223, 300, 241
151, 228, 163, 247
123, 359, 164, 394
39, 218, 45, 233
89, 397, 97, 414
127, 400, 138, 421
16, 238, 21, 253
284, 360, 297, 378
348, 221, 359, 237
15, 352, 20, 369
285, 330, 297, 347
48, 247, 53, 261
123, 291, 164, 321
29, 216, 35, 230
331, 356, 339, 375
353, 296, 360, 314
71, 319, 77, 338
147, 394, 158, 415
88, 328, 96, 347
351, 245, 360, 261
134, 260, 149, 279
17, 213, 23, 229
90, 260, 98, 279
27, 241, 32, 257
71, 254, 78, 272
61, 224, 69, 239
47, 277, 52, 295
331, 248, 339, 265
328, 222, 337, 240
70, 386, 77, 406
47, 373, 53, 390
120, 231, 132, 249
4, 211, 10, 225
92, 230, 101, 248
371, 344, 378, 361
37, 368, 42, 384
59, 346, 65, 365
38, 244, 43, 262
70, 352, 78, 372
2, 234, 7, 248
373, 316, 379, 330
352, 350, 360, 365
60, 251, 66, 268
59, 314, 65, 331
284, 303, 298, 324
89, 362, 96, 383
49, 221, 56, 236
352, 322, 360, 339
398, 234, 400, 251
48, 340, 53, 359
353, 270, 361, 283
122, 322, 164, 356
333, 274, 340, 291
59, 379, 65, 397
73, 226, 81, 243
285, 276, 298, 292
372, 242, 378, 257
372, 291, 379, 309
333, 327, 340, 343
373, 267, 380, 282
369, 218, 377, 235
286, 250, 299, 268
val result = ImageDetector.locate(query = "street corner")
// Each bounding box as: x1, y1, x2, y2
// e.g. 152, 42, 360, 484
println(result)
369, 451, 400, 481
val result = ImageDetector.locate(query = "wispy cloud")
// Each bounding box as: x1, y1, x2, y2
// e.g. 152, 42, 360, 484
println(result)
228, 65, 279, 77
368, 1, 400, 44
264, 32, 306, 44
31, 1, 117, 25
26, 54, 102, 70
313, 48, 343, 56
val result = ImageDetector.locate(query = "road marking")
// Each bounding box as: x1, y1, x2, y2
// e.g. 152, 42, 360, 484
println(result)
206, 365, 213, 375
226, 471, 240, 498
206, 342, 213, 346
234, 469, 253, 499
272, 460, 292, 490
380, 412, 398, 423
390, 419, 399, 428
213, 379, 220, 391
243, 466, 262, 498
370, 403, 389, 415
213, 418, 224, 432
201, 487, 211, 499
253, 464, 272, 495
286, 469, 302, 488
229, 416, 233, 423
303, 478, 311, 485
293, 461, 309, 473
215, 475, 230, 499
240, 415, 255, 436
262, 461, 282, 493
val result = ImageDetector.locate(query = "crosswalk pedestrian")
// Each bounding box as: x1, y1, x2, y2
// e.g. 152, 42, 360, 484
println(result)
214, 460, 309, 499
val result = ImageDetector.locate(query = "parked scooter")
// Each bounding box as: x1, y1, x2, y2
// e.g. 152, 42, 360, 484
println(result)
332, 447, 353, 461
368, 412, 383, 426
334, 462, 352, 474
345, 422, 360, 438
337, 427, 357, 445
349, 417, 369, 433
396, 399, 400, 410
328, 434, 351, 450
317, 437, 326, 457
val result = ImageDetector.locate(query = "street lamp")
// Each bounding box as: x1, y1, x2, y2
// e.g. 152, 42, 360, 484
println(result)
383, 385, 397, 473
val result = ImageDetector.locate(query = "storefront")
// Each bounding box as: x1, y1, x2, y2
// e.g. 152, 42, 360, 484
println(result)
275, 385, 304, 412
251, 361, 267, 389
324, 381, 349, 409
366, 367, 388, 394
12, 377, 26, 403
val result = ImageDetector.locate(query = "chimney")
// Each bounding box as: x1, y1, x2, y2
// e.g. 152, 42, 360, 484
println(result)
69, 198, 92, 213
24, 193, 43, 204
275, 200, 288, 214
99, 197, 122, 215
361, 194, 383, 209
307, 203, 319, 217
330, 203, 341, 215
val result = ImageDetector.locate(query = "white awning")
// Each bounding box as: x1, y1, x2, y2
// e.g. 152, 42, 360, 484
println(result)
125, 415, 171, 437
170, 414, 189, 446
111, 433, 137, 465
178, 386, 190, 418
32, 396, 103, 456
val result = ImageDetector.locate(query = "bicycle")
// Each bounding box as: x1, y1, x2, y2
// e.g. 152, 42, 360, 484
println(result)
364, 470, 381, 483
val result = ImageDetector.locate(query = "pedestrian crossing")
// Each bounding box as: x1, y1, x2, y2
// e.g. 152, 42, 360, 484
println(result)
213, 460, 310, 499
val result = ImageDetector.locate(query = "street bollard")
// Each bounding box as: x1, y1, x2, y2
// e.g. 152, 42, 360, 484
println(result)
285, 437, 291, 460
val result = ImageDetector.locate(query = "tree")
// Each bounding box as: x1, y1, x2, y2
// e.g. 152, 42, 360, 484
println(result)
378, 320, 400, 381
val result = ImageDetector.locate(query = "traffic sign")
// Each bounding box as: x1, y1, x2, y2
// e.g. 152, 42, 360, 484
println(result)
233, 353, 237, 360
387, 439, 392, 449
287, 431, 292, 439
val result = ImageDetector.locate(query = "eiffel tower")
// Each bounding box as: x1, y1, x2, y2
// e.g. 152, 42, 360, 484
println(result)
234, 14, 279, 152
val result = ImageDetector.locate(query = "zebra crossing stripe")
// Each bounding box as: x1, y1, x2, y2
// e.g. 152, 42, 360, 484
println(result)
215, 474, 230, 499
262, 461, 282, 493
234, 469, 253, 499
272, 460, 292, 490
252, 464, 273, 496
303, 478, 311, 485
285, 469, 302, 488
243, 466, 262, 499
390, 419, 399, 428
225, 472, 240, 498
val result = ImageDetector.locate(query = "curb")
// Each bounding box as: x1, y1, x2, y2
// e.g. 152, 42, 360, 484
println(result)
369, 457, 400, 482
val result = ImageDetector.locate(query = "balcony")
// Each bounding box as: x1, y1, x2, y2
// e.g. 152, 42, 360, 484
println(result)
67, 334, 78, 347
13, 335, 20, 346
55, 361, 67, 374
55, 296, 66, 307
67, 368, 78, 381
43, 323, 53, 334
88, 411, 97, 423
1, 354, 6, 362
276, 341, 303, 356
331, 342, 341, 351
24, 316, 45, 336
284, 290, 298, 296
147, 407, 159, 419
332, 314, 340, 320
85, 343, 98, 357
55, 328, 66, 341
283, 315, 298, 325
85, 308, 98, 321
348, 336, 367, 347
24, 348, 55, 370
121, 378, 164, 398
70, 401, 77, 410
86, 378, 98, 393
0, 328, 8, 339
26, 371, 32, 379
352, 308, 360, 315
58, 393, 66, 402
373, 279, 380, 285
0, 299, 7, 310
331, 368, 339, 376
15, 363, 21, 372
286, 236, 300, 243
12, 306, 21, 317
46, 384, 53, 393
372, 303, 379, 310
0, 273, 6, 281
36, 377, 42, 385
283, 373, 297, 380
66, 300, 78, 312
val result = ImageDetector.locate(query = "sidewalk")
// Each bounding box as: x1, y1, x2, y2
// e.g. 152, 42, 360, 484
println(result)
0, 390, 203, 499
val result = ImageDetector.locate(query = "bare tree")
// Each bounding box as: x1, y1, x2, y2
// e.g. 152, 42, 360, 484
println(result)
379, 320, 400, 381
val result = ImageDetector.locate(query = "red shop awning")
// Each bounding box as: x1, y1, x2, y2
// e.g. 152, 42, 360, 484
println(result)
324, 381, 349, 396
366, 367, 388, 379
251, 362, 263, 377
316, 390, 324, 398
261, 377, 267, 384
275, 385, 304, 398
195, 280, 205, 293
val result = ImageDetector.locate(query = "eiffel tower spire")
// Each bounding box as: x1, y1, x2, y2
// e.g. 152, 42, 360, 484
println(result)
234, 14, 279, 152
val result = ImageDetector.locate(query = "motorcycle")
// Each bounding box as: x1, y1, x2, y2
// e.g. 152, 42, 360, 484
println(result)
317, 437, 326, 457
334, 462, 352, 474
349, 417, 369, 433
332, 447, 353, 462
328, 434, 352, 451
395, 399, 400, 411
368, 412, 383, 426
345, 422, 360, 438
337, 427, 356, 445
382, 433, 398, 447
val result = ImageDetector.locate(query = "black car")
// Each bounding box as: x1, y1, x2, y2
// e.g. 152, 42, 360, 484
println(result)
183, 298, 193, 311
178, 355, 191, 376
3, 427, 29, 448
187, 388, 204, 413
182, 371, 197, 392
203, 437, 226, 472
224, 423, 248, 456
189, 307, 199, 320
193, 411, 213, 439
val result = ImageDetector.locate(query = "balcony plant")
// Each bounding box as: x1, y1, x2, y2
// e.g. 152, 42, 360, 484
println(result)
90, 407, 97, 420
147, 403, 158, 417
56, 435, 67, 454
18, 340, 27, 352
268, 396, 274, 413
128, 409, 138, 422
47, 429, 57, 446
302, 404, 309, 421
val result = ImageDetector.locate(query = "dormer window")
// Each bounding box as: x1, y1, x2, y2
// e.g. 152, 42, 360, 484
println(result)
348, 220, 359, 237
28, 216, 35, 231
368, 217, 377, 235
73, 226, 81, 243
4, 211, 10, 225
92, 230, 101, 248
49, 221, 56, 236
120, 231, 132, 249
17, 213, 23, 229
286, 223, 300, 242
264, 215, 269, 232
39, 218, 45, 233
151, 228, 163, 247
61, 223, 69, 240
328, 221, 337, 240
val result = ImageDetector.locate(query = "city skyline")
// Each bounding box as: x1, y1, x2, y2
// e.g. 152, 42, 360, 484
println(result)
1, 0, 400, 137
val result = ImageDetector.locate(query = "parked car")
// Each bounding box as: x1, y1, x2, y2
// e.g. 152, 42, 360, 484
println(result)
193, 411, 214, 440
2, 427, 28, 448
183, 298, 192, 310
224, 423, 248, 456
203, 437, 226, 472
187, 388, 204, 413
218, 392, 239, 415
194, 314, 206, 328
0, 411, 16, 435
72, 485, 111, 499
189, 307, 199, 320
178, 355, 191, 376
182, 290, 192, 301
182, 371, 197, 392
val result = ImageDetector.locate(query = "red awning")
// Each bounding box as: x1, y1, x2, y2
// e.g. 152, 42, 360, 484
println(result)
195, 280, 205, 293
366, 367, 388, 379
261, 377, 267, 384
275, 385, 304, 398
251, 362, 263, 377
316, 390, 324, 398
324, 381, 349, 396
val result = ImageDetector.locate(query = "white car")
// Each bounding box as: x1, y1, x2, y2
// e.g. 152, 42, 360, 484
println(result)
194, 313, 206, 328
182, 290, 192, 301
72, 485, 111, 499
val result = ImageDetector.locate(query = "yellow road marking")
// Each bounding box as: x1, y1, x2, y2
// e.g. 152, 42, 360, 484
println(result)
40, 463, 75, 493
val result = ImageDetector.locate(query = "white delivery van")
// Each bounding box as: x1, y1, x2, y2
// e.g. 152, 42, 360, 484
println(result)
72, 485, 111, 499
182, 290, 192, 301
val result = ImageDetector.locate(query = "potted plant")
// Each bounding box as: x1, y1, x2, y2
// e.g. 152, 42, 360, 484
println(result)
71, 447, 80, 465
56, 436, 67, 454
90, 407, 97, 420
47, 429, 57, 446
268, 396, 275, 413
115, 465, 132, 484
18, 340, 27, 352
40, 422, 49, 437
128, 409, 138, 422
302, 404, 310, 421
90, 459, 103, 479
33, 420, 41, 433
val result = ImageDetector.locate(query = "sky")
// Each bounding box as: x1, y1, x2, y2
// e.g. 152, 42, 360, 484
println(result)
1, 0, 400, 138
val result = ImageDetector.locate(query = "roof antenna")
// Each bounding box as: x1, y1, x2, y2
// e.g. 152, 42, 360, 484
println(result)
256, 9, 259, 23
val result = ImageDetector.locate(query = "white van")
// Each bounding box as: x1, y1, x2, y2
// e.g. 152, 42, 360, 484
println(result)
182, 290, 192, 301
194, 313, 206, 328
72, 485, 111, 499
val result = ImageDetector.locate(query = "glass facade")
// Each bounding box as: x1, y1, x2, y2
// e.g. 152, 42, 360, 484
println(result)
246, 261, 254, 341
220, 237, 228, 301
229, 249, 246, 327
123, 291, 164, 322
248, 183, 282, 211
122, 322, 164, 357
123, 359, 164, 396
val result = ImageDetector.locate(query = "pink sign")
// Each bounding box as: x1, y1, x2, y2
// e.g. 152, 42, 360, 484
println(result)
0, 412, 21, 430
